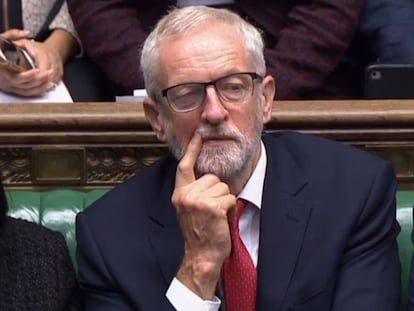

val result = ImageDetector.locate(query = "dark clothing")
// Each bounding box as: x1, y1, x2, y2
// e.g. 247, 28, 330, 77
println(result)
0, 217, 81, 311
77, 132, 401, 310
67, 0, 365, 99
357, 0, 414, 64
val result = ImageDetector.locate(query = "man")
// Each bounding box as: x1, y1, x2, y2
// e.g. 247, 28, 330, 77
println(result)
66, 0, 365, 99
76, 6, 401, 310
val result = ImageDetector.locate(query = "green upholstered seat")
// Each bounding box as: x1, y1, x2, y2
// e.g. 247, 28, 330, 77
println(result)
397, 191, 414, 310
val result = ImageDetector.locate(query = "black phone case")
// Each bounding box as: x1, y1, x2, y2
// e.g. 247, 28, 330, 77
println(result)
364, 63, 414, 99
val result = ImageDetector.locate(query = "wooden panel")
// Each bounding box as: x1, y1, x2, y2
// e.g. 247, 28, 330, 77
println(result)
0, 100, 413, 189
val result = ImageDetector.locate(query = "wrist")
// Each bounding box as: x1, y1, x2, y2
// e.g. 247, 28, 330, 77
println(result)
176, 254, 223, 299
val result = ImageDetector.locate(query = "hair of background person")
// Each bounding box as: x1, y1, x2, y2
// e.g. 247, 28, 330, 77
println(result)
140, 5, 266, 103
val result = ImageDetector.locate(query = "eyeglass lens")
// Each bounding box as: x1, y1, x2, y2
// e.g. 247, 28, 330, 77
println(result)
166, 73, 258, 112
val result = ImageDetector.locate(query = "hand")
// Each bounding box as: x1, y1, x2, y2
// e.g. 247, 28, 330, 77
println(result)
173, 133, 237, 299
0, 30, 56, 97
1, 28, 30, 41
19, 39, 63, 84
0, 63, 53, 97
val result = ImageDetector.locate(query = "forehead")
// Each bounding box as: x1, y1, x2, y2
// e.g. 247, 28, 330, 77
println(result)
158, 22, 253, 86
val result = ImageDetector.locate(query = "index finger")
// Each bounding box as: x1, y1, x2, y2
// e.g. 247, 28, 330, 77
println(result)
175, 132, 203, 187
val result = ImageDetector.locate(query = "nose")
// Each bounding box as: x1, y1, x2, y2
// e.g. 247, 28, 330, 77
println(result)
200, 86, 229, 124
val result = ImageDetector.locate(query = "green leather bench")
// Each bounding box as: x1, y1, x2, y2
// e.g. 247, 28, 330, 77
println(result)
5, 189, 414, 308
396, 191, 414, 310
6, 189, 108, 271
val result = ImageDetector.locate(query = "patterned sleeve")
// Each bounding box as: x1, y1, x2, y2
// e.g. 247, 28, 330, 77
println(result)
23, 0, 82, 53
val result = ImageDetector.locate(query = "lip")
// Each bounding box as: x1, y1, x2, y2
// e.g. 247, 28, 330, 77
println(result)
202, 136, 235, 145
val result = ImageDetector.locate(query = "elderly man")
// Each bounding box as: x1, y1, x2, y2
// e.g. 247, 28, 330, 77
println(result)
76, 6, 401, 311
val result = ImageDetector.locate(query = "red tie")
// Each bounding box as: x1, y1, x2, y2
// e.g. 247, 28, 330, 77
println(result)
223, 199, 257, 311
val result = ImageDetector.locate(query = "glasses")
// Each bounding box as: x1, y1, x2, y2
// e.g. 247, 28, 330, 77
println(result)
161, 72, 263, 112
0, 36, 36, 71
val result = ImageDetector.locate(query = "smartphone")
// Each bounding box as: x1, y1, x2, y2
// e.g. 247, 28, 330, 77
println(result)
0, 36, 36, 72
364, 63, 414, 99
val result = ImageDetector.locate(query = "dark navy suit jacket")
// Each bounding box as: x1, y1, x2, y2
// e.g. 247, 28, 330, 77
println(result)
76, 132, 401, 310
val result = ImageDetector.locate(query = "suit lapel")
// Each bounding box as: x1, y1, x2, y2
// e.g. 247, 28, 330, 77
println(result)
257, 134, 315, 309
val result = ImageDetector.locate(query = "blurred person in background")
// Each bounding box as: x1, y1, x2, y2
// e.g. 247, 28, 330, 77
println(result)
0, 0, 114, 101
67, 0, 366, 99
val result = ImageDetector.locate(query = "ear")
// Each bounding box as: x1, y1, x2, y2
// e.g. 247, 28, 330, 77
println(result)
261, 75, 275, 124
143, 97, 167, 142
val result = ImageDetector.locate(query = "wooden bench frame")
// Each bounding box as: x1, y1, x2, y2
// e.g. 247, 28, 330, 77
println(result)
1, 100, 414, 189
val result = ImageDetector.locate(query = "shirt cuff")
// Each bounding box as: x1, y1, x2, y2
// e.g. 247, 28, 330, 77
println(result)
166, 277, 221, 311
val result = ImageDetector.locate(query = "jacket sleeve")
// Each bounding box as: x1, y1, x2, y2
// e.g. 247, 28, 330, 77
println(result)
243, 1, 366, 99
66, 0, 145, 95
330, 162, 401, 310
76, 212, 177, 311
358, 0, 414, 63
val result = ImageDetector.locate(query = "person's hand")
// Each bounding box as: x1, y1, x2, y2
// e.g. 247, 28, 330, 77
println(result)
0, 54, 55, 97
1, 28, 30, 41
18, 39, 63, 84
0, 30, 56, 97
173, 133, 237, 299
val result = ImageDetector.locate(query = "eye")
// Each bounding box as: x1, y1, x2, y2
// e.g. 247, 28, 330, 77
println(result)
222, 82, 245, 92
219, 81, 248, 101
168, 84, 200, 99
167, 84, 203, 111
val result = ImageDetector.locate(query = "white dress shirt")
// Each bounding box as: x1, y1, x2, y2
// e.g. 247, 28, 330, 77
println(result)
167, 142, 267, 310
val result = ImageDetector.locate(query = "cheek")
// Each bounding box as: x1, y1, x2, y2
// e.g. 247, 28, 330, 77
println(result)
234, 106, 260, 133
168, 115, 200, 142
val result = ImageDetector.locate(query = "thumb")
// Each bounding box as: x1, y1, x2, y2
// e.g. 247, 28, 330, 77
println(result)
1, 29, 30, 41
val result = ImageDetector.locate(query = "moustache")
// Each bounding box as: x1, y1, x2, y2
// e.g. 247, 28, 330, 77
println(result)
196, 125, 243, 142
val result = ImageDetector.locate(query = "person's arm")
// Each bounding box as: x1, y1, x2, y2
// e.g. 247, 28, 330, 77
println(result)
242, 1, 365, 99
66, 0, 146, 95
331, 162, 401, 310
76, 213, 141, 311
168, 133, 235, 309
76, 213, 177, 311
49, 1, 82, 57
358, 0, 414, 63
33, 0, 80, 84
43, 29, 78, 65
18, 29, 77, 86
0, 29, 54, 96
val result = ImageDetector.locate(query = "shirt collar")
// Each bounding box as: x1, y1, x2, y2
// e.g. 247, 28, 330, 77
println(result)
238, 141, 266, 210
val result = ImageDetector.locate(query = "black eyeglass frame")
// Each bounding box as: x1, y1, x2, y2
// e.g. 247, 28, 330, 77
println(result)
161, 72, 263, 112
